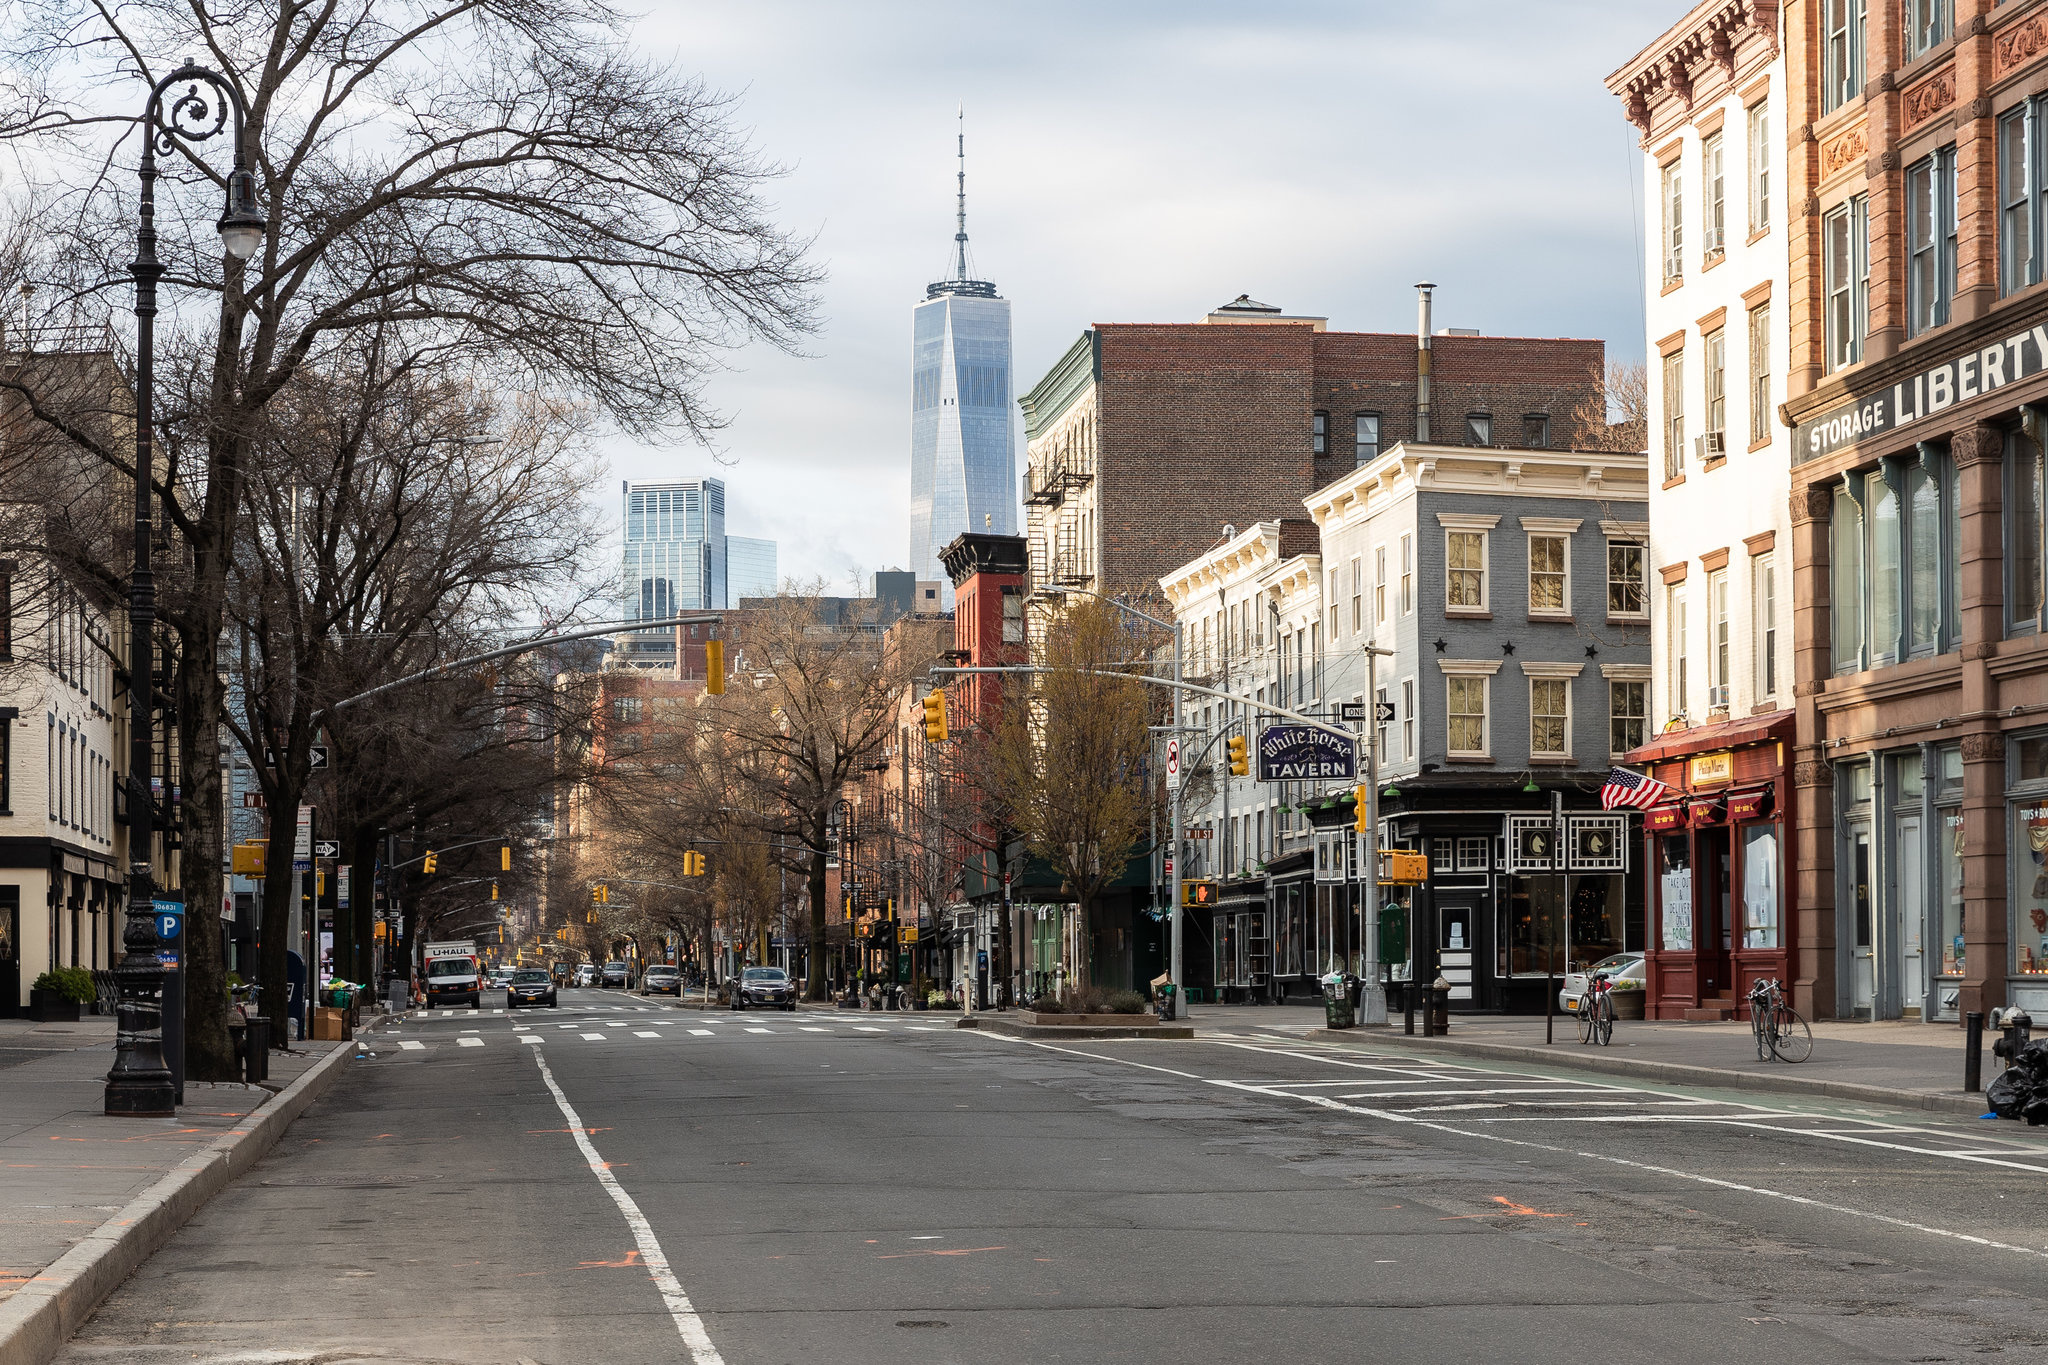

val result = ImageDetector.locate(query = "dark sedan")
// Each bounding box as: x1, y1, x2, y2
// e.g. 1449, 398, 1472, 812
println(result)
600, 961, 630, 989
732, 966, 796, 1011
641, 966, 682, 996
506, 968, 558, 1010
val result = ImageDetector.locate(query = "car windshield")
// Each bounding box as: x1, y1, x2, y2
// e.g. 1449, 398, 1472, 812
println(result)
512, 970, 549, 983
426, 959, 473, 977
742, 968, 786, 982
647, 967, 678, 976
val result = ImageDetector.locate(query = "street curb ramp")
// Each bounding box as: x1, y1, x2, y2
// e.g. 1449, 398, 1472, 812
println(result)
0, 1041, 357, 1365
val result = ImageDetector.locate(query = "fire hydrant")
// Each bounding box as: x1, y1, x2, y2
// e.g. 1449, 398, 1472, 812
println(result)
1995, 1006, 2035, 1070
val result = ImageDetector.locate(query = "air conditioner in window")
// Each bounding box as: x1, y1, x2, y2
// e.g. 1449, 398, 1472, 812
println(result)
1703, 430, 1726, 455
1707, 684, 1730, 708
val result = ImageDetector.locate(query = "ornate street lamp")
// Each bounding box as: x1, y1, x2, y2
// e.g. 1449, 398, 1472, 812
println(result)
106, 62, 265, 1117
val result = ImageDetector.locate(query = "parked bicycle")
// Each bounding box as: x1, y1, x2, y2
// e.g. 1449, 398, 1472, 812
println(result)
1575, 967, 1616, 1047
1746, 977, 1812, 1063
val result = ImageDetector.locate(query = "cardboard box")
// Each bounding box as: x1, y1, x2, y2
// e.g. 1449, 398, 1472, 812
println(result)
312, 1006, 351, 1041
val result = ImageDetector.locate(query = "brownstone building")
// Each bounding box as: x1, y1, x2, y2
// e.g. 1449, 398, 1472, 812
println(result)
1016, 293, 1608, 609
1784, 0, 2048, 1022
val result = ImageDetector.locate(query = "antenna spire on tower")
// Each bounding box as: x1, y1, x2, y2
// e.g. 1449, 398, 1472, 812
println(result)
954, 104, 969, 282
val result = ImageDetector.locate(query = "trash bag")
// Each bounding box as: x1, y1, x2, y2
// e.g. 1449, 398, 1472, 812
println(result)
1988, 1067, 2030, 1120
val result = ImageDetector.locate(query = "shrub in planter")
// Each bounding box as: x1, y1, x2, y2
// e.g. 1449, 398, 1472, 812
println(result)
32, 967, 96, 1003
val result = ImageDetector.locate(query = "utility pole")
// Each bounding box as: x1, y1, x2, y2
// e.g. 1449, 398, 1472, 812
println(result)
1359, 641, 1393, 1026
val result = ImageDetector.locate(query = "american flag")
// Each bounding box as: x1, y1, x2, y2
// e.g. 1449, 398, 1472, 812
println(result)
1601, 766, 1671, 811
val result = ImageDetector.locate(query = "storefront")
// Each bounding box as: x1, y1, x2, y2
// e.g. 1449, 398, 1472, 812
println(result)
1628, 712, 1793, 1021
1265, 848, 1318, 1002
1204, 875, 1269, 1004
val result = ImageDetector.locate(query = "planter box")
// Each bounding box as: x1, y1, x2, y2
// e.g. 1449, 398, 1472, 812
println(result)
27, 990, 82, 1023
1612, 990, 1646, 1020
1017, 1010, 1161, 1027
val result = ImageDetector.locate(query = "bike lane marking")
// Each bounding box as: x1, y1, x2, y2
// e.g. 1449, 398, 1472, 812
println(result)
529, 1045, 726, 1364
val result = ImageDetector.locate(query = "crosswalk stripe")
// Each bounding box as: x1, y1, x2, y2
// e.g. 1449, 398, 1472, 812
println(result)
581, 1032, 607, 1041
688, 1028, 714, 1036
799, 1027, 828, 1033
853, 1026, 884, 1033
634, 1031, 662, 1038
457, 1037, 485, 1048
744, 1027, 772, 1034
521, 1035, 542, 1044
398, 1040, 425, 1051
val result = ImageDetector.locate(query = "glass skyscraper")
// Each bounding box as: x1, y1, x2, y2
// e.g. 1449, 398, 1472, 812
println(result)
909, 121, 1017, 596
617, 478, 775, 669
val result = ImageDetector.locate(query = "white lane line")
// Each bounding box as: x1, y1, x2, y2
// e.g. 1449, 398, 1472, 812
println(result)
528, 1046, 726, 1363
581, 1032, 608, 1041
397, 1040, 425, 1051
853, 1026, 885, 1033
799, 1027, 829, 1033
634, 1031, 662, 1039
457, 1037, 485, 1048
744, 1027, 773, 1035
988, 1032, 2048, 1263
688, 1028, 714, 1037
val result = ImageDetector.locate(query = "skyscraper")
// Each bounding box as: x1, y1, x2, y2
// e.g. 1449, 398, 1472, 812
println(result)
615, 478, 777, 669
908, 114, 1017, 599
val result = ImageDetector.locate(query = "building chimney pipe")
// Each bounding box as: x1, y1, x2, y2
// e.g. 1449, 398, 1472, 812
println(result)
1415, 282, 1435, 444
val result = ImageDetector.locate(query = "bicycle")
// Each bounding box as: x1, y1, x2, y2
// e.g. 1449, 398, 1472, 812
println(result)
1746, 977, 1812, 1063
1575, 969, 1615, 1047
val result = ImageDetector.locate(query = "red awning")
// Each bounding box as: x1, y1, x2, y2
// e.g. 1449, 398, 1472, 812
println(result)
1624, 709, 1795, 766
1687, 796, 1726, 827
1727, 787, 1776, 821
1644, 805, 1686, 832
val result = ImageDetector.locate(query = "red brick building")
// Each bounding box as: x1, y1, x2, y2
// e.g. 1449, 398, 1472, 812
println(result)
1017, 292, 1608, 606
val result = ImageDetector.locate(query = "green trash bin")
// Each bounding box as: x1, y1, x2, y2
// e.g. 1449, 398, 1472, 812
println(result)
1324, 983, 1355, 1030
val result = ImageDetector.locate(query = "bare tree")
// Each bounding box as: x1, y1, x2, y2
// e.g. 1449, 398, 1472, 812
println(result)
1564, 360, 1649, 453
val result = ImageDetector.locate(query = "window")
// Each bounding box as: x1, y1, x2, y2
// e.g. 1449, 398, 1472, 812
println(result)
1349, 557, 1363, 633
1906, 146, 1957, 336
1837, 452, 1962, 669
1431, 839, 1454, 875
612, 696, 643, 724
1529, 677, 1570, 757
1374, 546, 1388, 624
1329, 569, 1341, 639
1904, 0, 1949, 59
1375, 685, 1391, 762
1610, 679, 1647, 756
1748, 303, 1771, 447
1529, 534, 1568, 615
0, 560, 11, 661
1399, 535, 1413, 615
1662, 351, 1685, 480
1401, 678, 1415, 759
1823, 195, 1870, 371
1748, 101, 1771, 235
1753, 551, 1778, 700
2014, 427, 2046, 631
1355, 412, 1380, 464
1522, 414, 1550, 448
1002, 588, 1024, 643
1704, 328, 1726, 451
1832, 482, 1866, 673
1466, 412, 1492, 446
1823, 0, 1865, 113
1607, 540, 1647, 617
1669, 585, 1689, 717
1707, 567, 1730, 708
1446, 675, 1489, 756
1457, 837, 1489, 872
2001, 102, 2041, 296
1702, 130, 1725, 258
1313, 410, 1328, 455
1661, 159, 1684, 283
1446, 531, 1487, 610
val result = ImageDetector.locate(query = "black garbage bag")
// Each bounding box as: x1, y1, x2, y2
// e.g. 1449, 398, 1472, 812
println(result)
1988, 1067, 2030, 1120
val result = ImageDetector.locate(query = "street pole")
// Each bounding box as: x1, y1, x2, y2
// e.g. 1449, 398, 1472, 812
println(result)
1360, 646, 1386, 1025
1169, 619, 1184, 1020
1547, 788, 1563, 1046
107, 63, 265, 1117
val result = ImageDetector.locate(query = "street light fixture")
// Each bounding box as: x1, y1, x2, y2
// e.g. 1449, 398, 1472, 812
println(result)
106, 61, 265, 1118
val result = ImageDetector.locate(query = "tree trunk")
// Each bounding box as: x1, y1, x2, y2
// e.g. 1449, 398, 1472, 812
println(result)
174, 643, 239, 1081
806, 836, 829, 1001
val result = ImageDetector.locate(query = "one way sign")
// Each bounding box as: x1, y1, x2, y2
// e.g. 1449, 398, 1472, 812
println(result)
313, 840, 340, 859
262, 744, 330, 771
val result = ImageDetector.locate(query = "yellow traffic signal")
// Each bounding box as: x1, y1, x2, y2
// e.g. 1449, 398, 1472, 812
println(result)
490, 881, 499, 901
1379, 850, 1430, 885
705, 638, 726, 695
1226, 734, 1249, 777
231, 842, 266, 875
1353, 785, 1370, 833
501, 845, 511, 871
683, 851, 705, 877
921, 689, 948, 742
1182, 879, 1217, 908
423, 851, 438, 874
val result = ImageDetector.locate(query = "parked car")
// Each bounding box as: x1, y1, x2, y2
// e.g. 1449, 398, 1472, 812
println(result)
641, 965, 682, 997
574, 964, 598, 987
600, 961, 631, 989
732, 966, 796, 1011
1559, 953, 1646, 1013
506, 968, 558, 1010
487, 966, 515, 989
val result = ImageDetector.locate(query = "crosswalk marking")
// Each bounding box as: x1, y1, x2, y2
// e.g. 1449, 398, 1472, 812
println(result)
457, 1037, 484, 1048
853, 1026, 884, 1033
580, 1032, 607, 1041
398, 1040, 425, 1051
688, 1028, 713, 1036
799, 1027, 827, 1033
633, 1031, 662, 1038
744, 1027, 772, 1034
521, 1035, 542, 1044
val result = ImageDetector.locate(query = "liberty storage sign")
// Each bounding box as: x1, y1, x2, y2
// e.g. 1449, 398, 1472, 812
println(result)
1796, 322, 2048, 464
1255, 725, 1356, 782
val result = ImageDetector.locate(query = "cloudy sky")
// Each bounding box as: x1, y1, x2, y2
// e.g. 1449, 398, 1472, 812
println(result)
607, 0, 1671, 593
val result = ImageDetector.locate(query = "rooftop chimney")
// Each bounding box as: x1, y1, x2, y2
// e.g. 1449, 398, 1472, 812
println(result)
1415, 282, 1435, 444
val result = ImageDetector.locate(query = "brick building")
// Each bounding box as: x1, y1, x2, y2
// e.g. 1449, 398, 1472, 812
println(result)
1017, 292, 1608, 615
1782, 0, 2048, 1023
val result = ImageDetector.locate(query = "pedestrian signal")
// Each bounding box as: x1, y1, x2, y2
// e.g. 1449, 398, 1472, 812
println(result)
1378, 850, 1429, 885
1182, 879, 1218, 908
921, 689, 948, 742
1226, 734, 1249, 777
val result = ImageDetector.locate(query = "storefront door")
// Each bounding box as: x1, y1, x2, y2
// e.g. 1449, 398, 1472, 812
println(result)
1848, 823, 1876, 1016
1893, 811, 1924, 1019
0, 889, 17, 1017
1699, 827, 1732, 1002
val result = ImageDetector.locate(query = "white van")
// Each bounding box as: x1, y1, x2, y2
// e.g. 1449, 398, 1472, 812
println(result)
421, 940, 481, 1009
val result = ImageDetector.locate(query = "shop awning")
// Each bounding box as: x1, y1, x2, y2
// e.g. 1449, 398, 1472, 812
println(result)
1644, 804, 1686, 832
1727, 787, 1776, 821
1624, 709, 1794, 765
1687, 795, 1726, 828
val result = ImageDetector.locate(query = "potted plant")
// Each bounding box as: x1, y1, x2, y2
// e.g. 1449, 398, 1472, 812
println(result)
29, 967, 95, 1022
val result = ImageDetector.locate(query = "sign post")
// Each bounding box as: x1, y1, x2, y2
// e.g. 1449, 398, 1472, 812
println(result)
153, 900, 184, 1102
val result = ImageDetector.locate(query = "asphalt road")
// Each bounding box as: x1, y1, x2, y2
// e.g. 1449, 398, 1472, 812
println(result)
51, 988, 2048, 1365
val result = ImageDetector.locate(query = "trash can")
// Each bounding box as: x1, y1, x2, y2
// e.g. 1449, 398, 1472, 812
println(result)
243, 1016, 271, 1083
1323, 978, 1355, 1030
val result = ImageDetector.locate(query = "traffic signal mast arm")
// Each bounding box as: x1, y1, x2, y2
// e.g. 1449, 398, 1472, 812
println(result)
932, 666, 1357, 744
399, 835, 515, 870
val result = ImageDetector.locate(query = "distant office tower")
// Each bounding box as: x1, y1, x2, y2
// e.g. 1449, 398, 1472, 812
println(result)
619, 478, 723, 668
908, 114, 1017, 600
727, 536, 779, 602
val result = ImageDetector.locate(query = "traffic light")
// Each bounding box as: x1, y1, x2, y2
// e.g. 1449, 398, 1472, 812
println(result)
592, 883, 609, 906
921, 689, 948, 742
683, 851, 705, 876
423, 851, 438, 874
1379, 850, 1430, 884
705, 638, 725, 695
1353, 785, 1370, 833
490, 881, 499, 901
501, 845, 511, 871
1226, 734, 1249, 777
1182, 879, 1217, 908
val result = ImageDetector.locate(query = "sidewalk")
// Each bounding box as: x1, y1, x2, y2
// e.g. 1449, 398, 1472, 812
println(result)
0, 1015, 352, 1365
1173, 1000, 1991, 1116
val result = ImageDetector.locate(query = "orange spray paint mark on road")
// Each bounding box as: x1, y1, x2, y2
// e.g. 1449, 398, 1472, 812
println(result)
1439, 1196, 1571, 1222
579, 1251, 643, 1268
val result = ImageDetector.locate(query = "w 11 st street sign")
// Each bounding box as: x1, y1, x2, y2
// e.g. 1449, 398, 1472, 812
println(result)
1256, 725, 1356, 781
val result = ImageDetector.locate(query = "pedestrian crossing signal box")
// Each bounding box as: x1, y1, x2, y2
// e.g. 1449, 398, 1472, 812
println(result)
1182, 879, 1217, 908
1378, 850, 1429, 885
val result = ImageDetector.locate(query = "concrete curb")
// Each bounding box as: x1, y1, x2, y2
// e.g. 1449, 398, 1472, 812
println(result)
0, 1041, 358, 1365
960, 1016, 1195, 1041
1300, 1028, 1989, 1117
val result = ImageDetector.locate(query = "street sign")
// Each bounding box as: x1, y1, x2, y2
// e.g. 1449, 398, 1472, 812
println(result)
155, 908, 183, 939
1337, 701, 1367, 723
313, 840, 340, 859
241, 791, 265, 808
1187, 827, 1213, 838
1255, 725, 1357, 782
1164, 736, 1180, 791
262, 744, 328, 771
1375, 701, 1397, 724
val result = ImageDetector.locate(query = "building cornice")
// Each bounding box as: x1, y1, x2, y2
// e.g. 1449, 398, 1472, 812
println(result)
1158, 520, 1286, 609
1606, 0, 1781, 140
